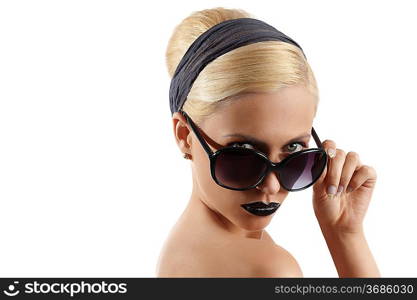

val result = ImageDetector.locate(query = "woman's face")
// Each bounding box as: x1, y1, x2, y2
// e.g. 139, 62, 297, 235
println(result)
180, 84, 317, 233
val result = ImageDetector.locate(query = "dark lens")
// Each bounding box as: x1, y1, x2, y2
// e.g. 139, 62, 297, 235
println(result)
279, 150, 327, 190
214, 149, 267, 189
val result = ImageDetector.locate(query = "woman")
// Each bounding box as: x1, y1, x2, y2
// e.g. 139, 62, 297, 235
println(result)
156, 7, 380, 277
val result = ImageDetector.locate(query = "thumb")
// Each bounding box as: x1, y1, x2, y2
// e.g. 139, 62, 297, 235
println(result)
313, 155, 331, 192
313, 140, 336, 188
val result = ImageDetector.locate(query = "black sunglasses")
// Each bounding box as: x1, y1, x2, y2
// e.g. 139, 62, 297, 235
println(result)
181, 109, 329, 192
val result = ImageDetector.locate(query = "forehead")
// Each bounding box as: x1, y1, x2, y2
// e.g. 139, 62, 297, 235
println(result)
205, 85, 317, 140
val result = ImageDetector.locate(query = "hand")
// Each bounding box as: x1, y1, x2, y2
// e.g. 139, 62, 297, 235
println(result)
312, 140, 378, 234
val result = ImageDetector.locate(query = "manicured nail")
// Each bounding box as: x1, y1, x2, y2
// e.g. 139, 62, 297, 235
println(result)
327, 148, 336, 158
346, 186, 354, 193
337, 185, 344, 194
327, 184, 337, 195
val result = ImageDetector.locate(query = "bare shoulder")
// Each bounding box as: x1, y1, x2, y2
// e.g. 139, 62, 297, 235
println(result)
156, 234, 255, 277
246, 241, 304, 277
252, 230, 303, 277
156, 231, 303, 278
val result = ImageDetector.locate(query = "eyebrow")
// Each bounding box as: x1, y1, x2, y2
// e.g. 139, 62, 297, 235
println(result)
222, 132, 311, 149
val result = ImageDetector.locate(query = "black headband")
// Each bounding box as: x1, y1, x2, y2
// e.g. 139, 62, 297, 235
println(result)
169, 17, 306, 115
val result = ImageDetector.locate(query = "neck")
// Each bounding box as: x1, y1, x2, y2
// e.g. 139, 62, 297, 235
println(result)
180, 183, 264, 240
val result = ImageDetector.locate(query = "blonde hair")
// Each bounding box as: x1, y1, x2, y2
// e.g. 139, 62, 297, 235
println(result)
165, 7, 319, 126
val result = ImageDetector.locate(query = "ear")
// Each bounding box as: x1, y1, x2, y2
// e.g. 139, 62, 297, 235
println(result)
172, 112, 192, 155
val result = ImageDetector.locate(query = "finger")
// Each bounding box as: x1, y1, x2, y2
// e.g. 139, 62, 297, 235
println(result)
321, 139, 337, 159
313, 139, 337, 187
325, 148, 346, 196
346, 165, 378, 193
338, 151, 362, 195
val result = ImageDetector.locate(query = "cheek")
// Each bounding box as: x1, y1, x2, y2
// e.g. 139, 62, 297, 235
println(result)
193, 145, 212, 187
192, 148, 240, 210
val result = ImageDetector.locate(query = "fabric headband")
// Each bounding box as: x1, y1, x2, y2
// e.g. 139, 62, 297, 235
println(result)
169, 17, 306, 115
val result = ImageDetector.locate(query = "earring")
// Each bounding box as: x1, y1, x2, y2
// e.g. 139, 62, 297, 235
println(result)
183, 153, 191, 160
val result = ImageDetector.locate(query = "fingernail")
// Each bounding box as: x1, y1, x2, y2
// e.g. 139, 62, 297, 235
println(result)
337, 185, 344, 194
327, 184, 337, 195
346, 186, 353, 193
327, 148, 336, 158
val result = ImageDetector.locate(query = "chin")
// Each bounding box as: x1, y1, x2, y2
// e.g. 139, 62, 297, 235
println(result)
237, 213, 274, 231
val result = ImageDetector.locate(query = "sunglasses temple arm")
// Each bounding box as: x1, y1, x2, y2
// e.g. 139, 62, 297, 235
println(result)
180, 110, 214, 156
311, 126, 324, 149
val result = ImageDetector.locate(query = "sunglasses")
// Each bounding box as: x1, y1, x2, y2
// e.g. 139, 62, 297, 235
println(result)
181, 109, 329, 192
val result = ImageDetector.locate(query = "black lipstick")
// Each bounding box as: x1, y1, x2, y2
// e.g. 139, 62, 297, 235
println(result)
240, 201, 280, 216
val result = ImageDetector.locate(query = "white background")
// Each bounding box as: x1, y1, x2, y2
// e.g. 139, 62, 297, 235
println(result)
1, 0, 416, 277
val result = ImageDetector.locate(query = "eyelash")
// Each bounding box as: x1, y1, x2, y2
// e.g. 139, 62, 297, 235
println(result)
228, 141, 307, 153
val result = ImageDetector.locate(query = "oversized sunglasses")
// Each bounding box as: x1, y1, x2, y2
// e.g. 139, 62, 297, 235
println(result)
181, 110, 329, 191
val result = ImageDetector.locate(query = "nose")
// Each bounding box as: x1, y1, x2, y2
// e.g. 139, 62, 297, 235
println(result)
255, 169, 281, 195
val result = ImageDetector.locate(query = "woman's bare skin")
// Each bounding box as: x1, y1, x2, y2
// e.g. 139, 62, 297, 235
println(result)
156, 190, 302, 277
157, 84, 379, 277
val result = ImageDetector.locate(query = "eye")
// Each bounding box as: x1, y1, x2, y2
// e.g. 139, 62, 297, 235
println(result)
286, 141, 307, 153
228, 142, 255, 149
226, 141, 308, 153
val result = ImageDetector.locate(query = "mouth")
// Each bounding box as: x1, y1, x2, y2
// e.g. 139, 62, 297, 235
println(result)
240, 201, 280, 217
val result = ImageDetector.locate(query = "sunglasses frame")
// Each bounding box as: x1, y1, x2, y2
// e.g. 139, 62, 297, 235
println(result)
180, 109, 329, 191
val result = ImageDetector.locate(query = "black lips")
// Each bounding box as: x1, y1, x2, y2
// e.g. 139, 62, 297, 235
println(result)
240, 201, 280, 216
